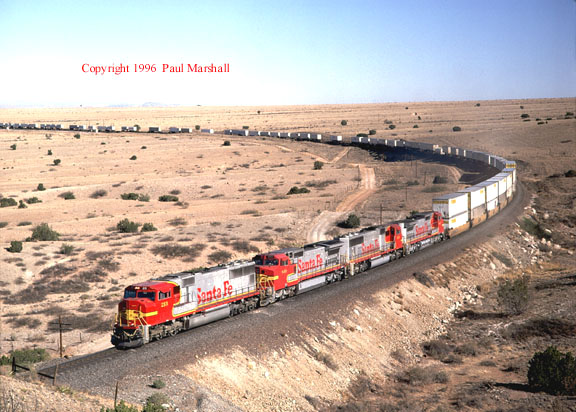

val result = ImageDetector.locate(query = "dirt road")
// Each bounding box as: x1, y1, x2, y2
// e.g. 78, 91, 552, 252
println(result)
307, 163, 376, 243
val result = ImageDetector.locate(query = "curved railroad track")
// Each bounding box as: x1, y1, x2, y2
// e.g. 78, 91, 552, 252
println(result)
36, 181, 529, 399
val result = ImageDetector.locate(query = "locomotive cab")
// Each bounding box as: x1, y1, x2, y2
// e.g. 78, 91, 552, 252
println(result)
112, 281, 180, 349
253, 253, 296, 291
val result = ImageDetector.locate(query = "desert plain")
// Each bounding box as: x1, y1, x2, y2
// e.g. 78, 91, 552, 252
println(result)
0, 98, 575, 411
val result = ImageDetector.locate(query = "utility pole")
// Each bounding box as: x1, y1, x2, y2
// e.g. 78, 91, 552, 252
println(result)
48, 316, 72, 358
380, 204, 383, 226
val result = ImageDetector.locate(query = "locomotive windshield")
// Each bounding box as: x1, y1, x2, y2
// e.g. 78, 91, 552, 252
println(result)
124, 289, 137, 299
137, 291, 156, 301
254, 255, 279, 265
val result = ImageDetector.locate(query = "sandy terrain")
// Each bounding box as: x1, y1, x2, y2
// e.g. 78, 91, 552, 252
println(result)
0, 98, 575, 411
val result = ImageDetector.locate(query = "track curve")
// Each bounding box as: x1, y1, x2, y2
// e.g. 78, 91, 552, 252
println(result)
37, 182, 529, 398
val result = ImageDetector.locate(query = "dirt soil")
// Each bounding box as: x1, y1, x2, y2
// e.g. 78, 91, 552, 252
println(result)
0, 98, 575, 411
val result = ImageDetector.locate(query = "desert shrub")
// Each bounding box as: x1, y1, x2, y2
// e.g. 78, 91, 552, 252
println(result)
196, 125, 201, 130
388, 124, 396, 130
90, 189, 107, 199
231, 240, 258, 253
138, 194, 150, 202
37, 183, 46, 191
143, 393, 170, 412
0, 198, 17, 208
287, 186, 310, 195
100, 400, 140, 412
521, 113, 530, 119
201, 185, 213, 190
565, 170, 576, 178
121, 192, 139, 200
18, 200, 27, 209
159, 195, 179, 202
59, 191, 75, 200
340, 120, 347, 126
356, 133, 368, 138
53, 159, 61, 165
10, 143, 16, 150
422, 340, 452, 359
338, 214, 360, 229
141, 223, 157, 232
399, 366, 449, 385
59, 244, 75, 255
313, 160, 324, 170
0, 348, 49, 366
25, 196, 42, 204
0, 222, 7, 228
129, 155, 137, 160
116, 219, 140, 233
7, 241, 23, 253
168, 217, 187, 226
497, 275, 530, 315
47, 149, 52, 155
519, 216, 550, 239
413, 124, 419, 128
528, 346, 576, 395
406, 180, 419, 186
29, 223, 60, 241
452, 126, 461, 132
208, 250, 232, 264
369, 129, 376, 135
314, 351, 338, 370
223, 140, 231, 146
151, 243, 206, 260
151, 379, 166, 389
503, 318, 575, 341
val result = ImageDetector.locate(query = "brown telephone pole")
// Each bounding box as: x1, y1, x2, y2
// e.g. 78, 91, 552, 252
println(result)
48, 316, 72, 358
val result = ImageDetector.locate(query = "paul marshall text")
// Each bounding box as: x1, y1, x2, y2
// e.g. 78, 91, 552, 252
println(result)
164, 63, 229, 73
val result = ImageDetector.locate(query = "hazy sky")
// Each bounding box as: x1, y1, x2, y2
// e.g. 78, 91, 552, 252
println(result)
0, 0, 574, 107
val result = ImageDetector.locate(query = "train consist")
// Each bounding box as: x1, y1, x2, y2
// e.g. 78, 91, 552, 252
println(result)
110, 133, 517, 349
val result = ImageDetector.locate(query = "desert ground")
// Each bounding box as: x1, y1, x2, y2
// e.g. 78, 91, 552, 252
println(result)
0, 98, 575, 411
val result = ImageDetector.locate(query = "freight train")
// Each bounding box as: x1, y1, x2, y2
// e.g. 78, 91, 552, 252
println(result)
110, 135, 517, 349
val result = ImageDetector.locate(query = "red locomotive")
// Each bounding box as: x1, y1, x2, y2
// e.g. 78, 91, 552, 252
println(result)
112, 212, 444, 348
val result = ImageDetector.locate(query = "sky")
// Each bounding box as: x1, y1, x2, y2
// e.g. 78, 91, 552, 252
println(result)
0, 0, 574, 107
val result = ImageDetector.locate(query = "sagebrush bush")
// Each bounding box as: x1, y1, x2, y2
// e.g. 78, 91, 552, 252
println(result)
159, 195, 179, 202
341, 120, 347, 126
528, 346, 576, 395
37, 183, 46, 191
116, 219, 140, 233
121, 192, 139, 200
29, 223, 60, 241
59, 191, 75, 200
141, 223, 158, 232
151, 378, 166, 389
129, 155, 137, 160
0, 198, 17, 207
53, 159, 61, 165
7, 241, 23, 253
452, 126, 461, 132
208, 250, 232, 264
313, 161, 324, 170
287, 186, 310, 195
338, 214, 360, 229
433, 176, 448, 184
25, 196, 42, 204
18, 200, 27, 208
223, 140, 231, 146
497, 275, 530, 315
0, 348, 49, 366
59, 243, 75, 255
90, 189, 107, 199
369, 129, 376, 135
